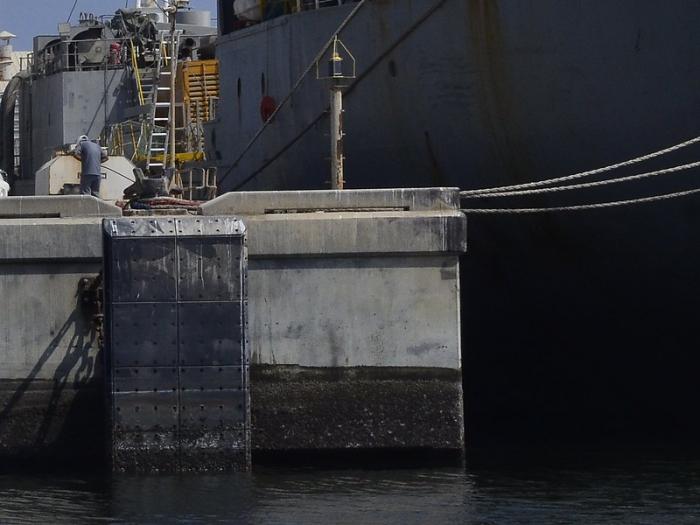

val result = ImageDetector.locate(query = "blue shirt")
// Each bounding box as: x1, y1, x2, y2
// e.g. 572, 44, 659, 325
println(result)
75, 140, 107, 176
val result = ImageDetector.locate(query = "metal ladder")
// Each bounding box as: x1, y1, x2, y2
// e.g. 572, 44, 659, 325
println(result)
144, 31, 181, 172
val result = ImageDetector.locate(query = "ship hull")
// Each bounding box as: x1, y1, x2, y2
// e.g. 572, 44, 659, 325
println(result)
208, 0, 700, 192
209, 0, 700, 448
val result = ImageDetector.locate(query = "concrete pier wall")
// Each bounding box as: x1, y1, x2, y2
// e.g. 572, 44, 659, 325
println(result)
201, 188, 466, 451
0, 189, 467, 462
0, 197, 120, 462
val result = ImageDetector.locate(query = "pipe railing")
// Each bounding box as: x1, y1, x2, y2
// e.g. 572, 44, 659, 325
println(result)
31, 38, 128, 76
238, 0, 357, 26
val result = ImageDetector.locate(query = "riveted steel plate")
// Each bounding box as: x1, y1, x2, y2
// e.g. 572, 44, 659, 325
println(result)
105, 217, 180, 238
178, 303, 243, 366
179, 390, 247, 430
179, 366, 245, 392
177, 238, 243, 302
114, 367, 179, 431
104, 216, 249, 472
114, 366, 179, 392
111, 304, 178, 366
174, 217, 246, 237
114, 393, 179, 432
109, 239, 177, 302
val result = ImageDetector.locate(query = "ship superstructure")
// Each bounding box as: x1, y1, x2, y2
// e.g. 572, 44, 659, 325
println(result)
0, 31, 30, 185
0, 1, 218, 199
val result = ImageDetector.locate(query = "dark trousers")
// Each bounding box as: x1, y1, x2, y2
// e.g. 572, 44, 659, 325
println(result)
80, 174, 101, 198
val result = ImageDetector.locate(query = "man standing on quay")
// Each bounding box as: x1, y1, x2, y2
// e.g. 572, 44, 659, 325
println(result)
74, 135, 108, 197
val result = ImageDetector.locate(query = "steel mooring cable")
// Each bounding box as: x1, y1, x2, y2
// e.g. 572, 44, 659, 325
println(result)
461, 135, 700, 197
461, 186, 700, 214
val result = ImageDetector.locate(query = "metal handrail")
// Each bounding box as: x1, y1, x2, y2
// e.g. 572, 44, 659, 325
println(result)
283, 0, 347, 13
129, 39, 145, 106
31, 37, 127, 76
237, 0, 356, 25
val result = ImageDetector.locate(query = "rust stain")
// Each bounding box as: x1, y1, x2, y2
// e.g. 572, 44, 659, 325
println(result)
466, 0, 533, 183
424, 130, 446, 186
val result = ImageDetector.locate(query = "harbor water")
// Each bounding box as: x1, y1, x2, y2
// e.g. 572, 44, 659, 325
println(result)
2, 451, 699, 523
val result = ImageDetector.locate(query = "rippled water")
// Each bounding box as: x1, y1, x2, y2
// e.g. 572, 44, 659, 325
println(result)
1, 452, 700, 524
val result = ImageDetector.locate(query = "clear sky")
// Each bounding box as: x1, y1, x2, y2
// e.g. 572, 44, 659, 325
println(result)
0, 0, 218, 50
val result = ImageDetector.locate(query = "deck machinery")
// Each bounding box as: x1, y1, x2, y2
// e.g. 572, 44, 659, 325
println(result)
0, 1, 219, 201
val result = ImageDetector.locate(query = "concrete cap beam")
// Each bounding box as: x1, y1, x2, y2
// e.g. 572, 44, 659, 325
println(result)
201, 188, 461, 216
0, 196, 122, 218
0, 218, 104, 261
243, 211, 467, 257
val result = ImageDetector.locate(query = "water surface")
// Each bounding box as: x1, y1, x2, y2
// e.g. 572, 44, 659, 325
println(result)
1, 452, 699, 524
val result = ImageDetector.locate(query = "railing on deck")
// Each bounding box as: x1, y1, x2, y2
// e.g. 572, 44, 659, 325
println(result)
32, 38, 127, 76
17, 55, 32, 72
234, 0, 358, 28
288, 0, 350, 11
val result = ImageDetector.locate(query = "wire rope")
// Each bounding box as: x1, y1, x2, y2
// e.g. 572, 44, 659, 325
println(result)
461, 135, 700, 196
461, 187, 700, 214
460, 161, 700, 199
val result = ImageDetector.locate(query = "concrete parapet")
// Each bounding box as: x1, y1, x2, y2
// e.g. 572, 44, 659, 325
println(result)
203, 188, 467, 257
0, 218, 104, 261
243, 211, 466, 257
0, 195, 122, 219
201, 187, 461, 215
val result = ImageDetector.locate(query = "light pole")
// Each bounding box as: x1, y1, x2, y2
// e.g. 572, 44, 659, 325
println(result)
317, 36, 355, 190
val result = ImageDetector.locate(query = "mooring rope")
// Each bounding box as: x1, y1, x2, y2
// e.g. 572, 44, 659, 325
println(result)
461, 187, 700, 214
461, 135, 700, 196
460, 160, 700, 199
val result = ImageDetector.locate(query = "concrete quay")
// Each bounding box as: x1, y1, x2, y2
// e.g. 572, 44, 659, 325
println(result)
0, 189, 467, 464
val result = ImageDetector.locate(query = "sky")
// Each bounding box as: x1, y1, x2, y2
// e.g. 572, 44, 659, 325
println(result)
0, 0, 218, 50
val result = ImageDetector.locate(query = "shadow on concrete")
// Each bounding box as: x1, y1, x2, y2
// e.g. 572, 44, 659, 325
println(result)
0, 282, 104, 467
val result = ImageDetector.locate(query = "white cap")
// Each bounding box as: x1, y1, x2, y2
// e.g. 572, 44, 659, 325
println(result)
78, 135, 89, 142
